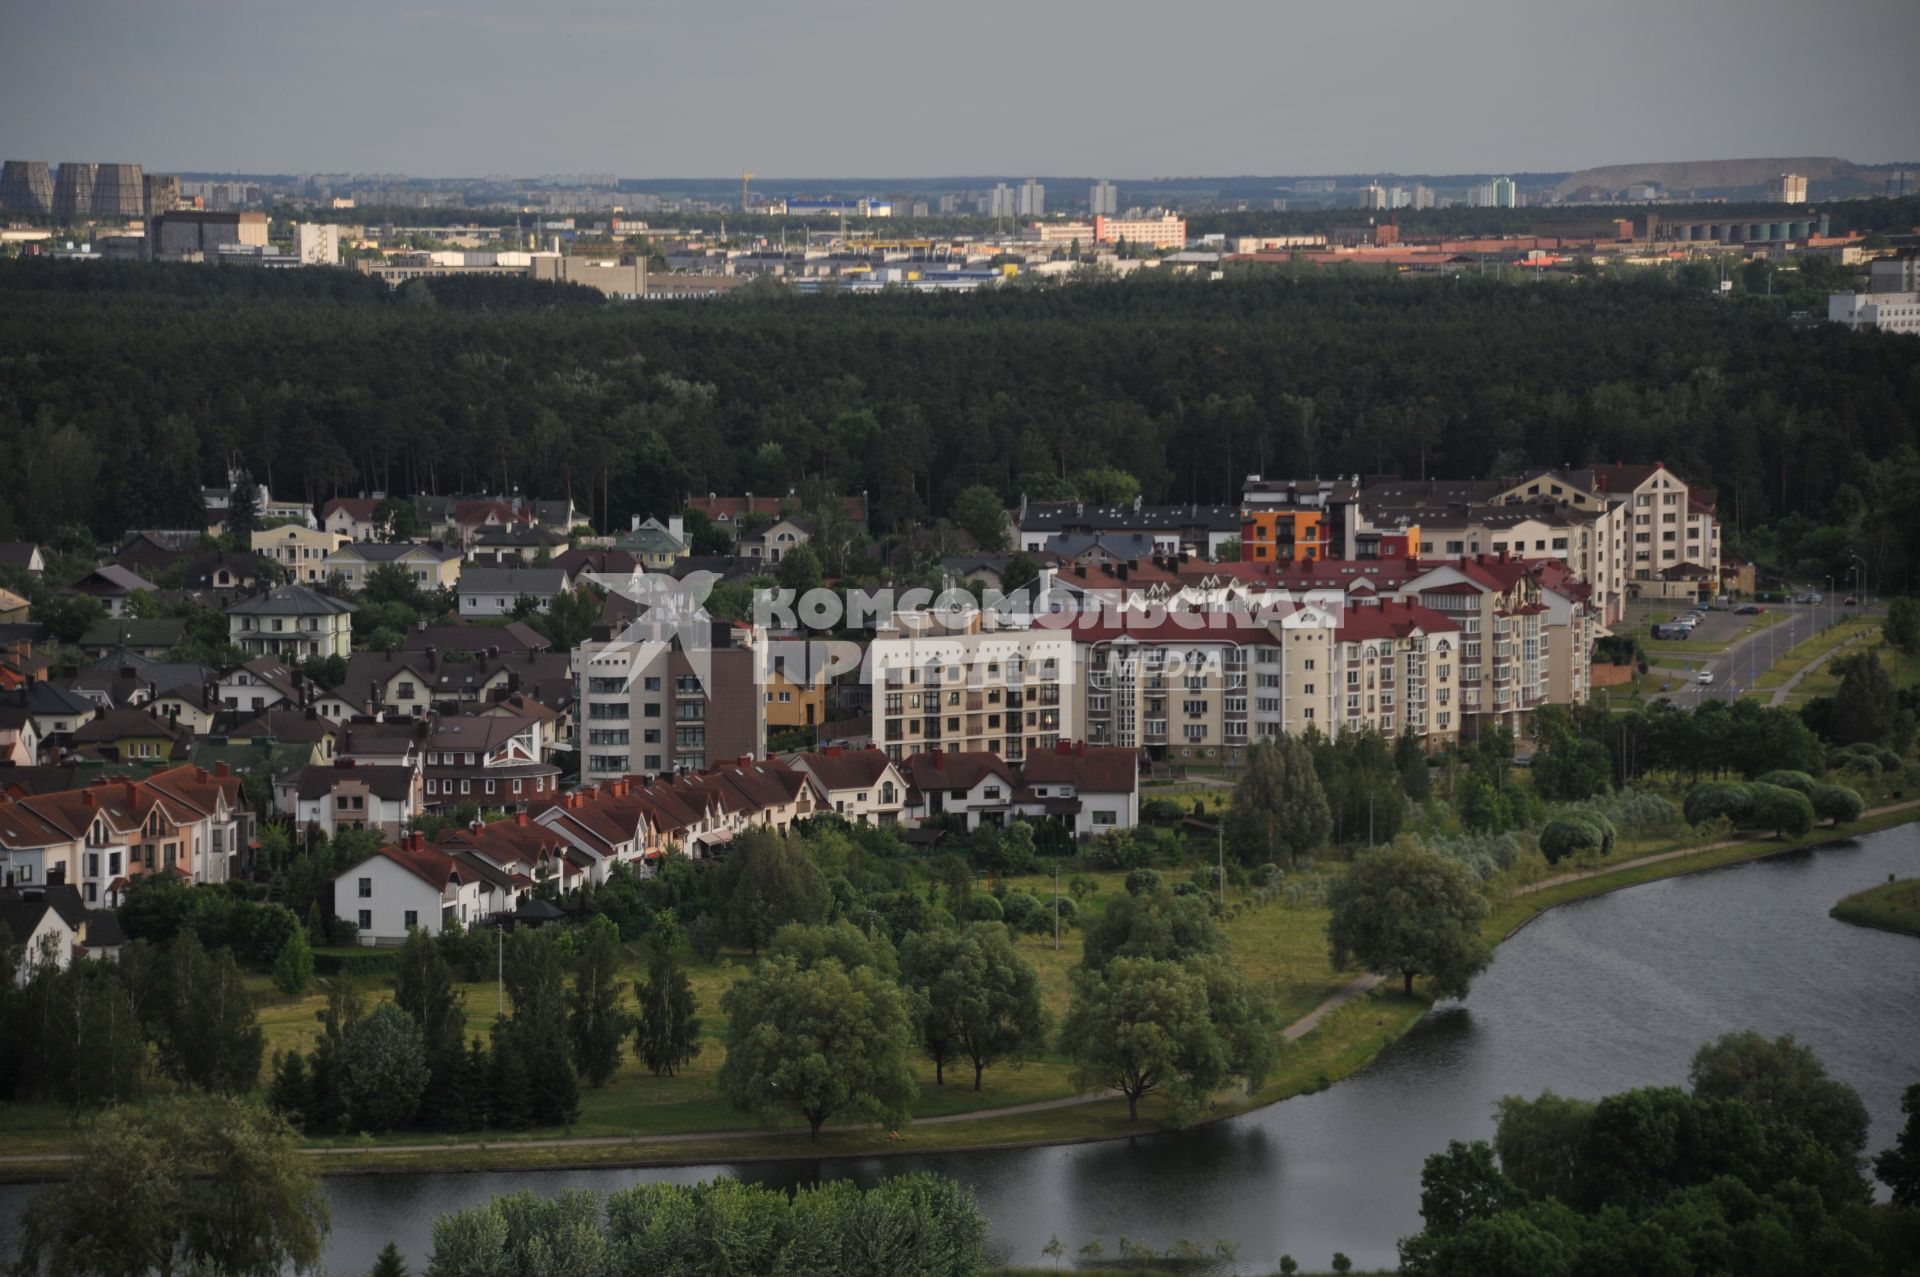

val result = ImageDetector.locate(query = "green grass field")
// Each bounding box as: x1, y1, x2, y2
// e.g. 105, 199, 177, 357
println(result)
1830, 877, 1920, 939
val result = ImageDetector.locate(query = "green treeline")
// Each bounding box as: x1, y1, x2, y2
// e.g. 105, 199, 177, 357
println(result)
1, 262, 1916, 587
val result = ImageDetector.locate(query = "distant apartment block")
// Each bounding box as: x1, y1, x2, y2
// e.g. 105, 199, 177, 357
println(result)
1092, 214, 1187, 250
1090, 180, 1118, 217
295, 222, 341, 266
1828, 290, 1920, 335
1767, 173, 1808, 204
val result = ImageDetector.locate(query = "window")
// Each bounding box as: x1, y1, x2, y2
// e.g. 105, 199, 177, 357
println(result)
358, 910, 372, 930
358, 877, 372, 898
1093, 810, 1117, 826
404, 910, 419, 929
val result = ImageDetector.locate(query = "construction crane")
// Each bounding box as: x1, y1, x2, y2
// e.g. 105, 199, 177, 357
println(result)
741, 169, 754, 212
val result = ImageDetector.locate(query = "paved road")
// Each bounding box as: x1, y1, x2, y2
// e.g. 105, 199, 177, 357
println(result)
1640, 602, 1874, 705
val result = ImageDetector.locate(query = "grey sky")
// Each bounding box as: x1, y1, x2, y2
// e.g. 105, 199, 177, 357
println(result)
3, 0, 1915, 178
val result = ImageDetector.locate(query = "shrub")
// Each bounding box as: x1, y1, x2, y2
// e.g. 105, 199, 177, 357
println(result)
1123, 869, 1165, 897
687, 912, 726, 962
998, 891, 1045, 936
961, 894, 1004, 923
1756, 770, 1817, 795
1809, 783, 1865, 827
1539, 814, 1613, 865
1684, 781, 1755, 828
1251, 862, 1281, 888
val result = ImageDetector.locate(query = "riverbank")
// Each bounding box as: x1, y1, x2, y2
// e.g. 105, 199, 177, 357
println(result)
5, 800, 1914, 1183
1830, 876, 1920, 939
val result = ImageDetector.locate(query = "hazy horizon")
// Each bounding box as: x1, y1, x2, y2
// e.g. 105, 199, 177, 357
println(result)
3, 0, 1916, 178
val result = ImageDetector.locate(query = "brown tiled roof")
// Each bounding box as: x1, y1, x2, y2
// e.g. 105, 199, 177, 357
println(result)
791, 746, 895, 793
1020, 742, 1138, 794
902, 750, 1019, 795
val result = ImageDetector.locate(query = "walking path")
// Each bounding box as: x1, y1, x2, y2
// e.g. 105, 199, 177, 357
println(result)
1767, 632, 1870, 707
6, 797, 1915, 1170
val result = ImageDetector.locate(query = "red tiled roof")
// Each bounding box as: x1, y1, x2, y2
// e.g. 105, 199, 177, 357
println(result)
1334, 599, 1460, 643
791, 746, 895, 793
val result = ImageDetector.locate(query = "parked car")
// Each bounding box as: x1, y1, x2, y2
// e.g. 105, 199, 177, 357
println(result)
1707, 599, 1733, 611
1735, 604, 1765, 615
1697, 671, 1715, 686
1844, 595, 1858, 606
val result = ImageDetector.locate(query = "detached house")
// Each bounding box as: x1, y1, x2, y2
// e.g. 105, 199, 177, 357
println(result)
423, 714, 560, 808
325, 541, 463, 593
291, 759, 424, 839
335, 833, 487, 944
251, 525, 347, 585
458, 569, 569, 618
789, 746, 907, 825
319, 498, 382, 543
227, 586, 355, 661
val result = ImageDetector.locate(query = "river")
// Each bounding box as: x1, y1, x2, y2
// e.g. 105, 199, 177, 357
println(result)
6, 825, 1917, 1273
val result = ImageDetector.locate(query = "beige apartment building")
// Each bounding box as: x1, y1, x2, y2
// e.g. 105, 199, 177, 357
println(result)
1073, 617, 1280, 768
868, 614, 1075, 765
1406, 559, 1547, 738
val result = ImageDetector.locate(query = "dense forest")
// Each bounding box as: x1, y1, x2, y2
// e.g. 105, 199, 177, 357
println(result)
1, 259, 1916, 587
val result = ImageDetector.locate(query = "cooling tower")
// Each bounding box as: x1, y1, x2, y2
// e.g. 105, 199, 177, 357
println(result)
91, 163, 146, 216
52, 162, 98, 216
1, 161, 55, 214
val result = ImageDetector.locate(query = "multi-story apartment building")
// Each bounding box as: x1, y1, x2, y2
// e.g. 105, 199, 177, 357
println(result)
1407, 558, 1546, 737
572, 617, 766, 783
1091, 214, 1187, 249
1073, 616, 1280, 768
868, 613, 1075, 765
1016, 496, 1239, 559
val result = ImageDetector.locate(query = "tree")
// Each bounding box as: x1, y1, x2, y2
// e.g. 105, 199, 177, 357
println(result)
717, 951, 918, 1140
272, 927, 314, 998
567, 914, 631, 1088
908, 923, 1047, 1090
12, 1095, 328, 1277
950, 485, 1009, 551
1492, 1090, 1592, 1202
725, 829, 831, 954
1327, 839, 1492, 997
1828, 649, 1896, 745
393, 928, 471, 1130
374, 496, 424, 542
1876, 1082, 1920, 1206
146, 931, 266, 1095
1884, 595, 1920, 655
1080, 886, 1225, 972
1395, 728, 1432, 802
1000, 552, 1040, 594
369, 1240, 411, 1277
498, 929, 579, 1126
1809, 782, 1865, 826
633, 914, 702, 1077
337, 1003, 430, 1132
1062, 956, 1272, 1123
1225, 735, 1331, 867
227, 471, 261, 535
776, 542, 824, 592
31, 592, 105, 646
1071, 466, 1141, 506
1688, 1030, 1870, 1164
1750, 783, 1816, 838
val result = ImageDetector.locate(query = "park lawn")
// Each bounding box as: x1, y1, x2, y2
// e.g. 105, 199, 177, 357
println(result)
1830, 877, 1920, 939
1770, 638, 1920, 709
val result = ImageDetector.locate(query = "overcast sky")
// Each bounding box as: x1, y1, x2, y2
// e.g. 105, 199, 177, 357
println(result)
4, 0, 1915, 178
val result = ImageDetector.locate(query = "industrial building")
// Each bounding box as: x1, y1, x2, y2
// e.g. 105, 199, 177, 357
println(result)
1, 161, 54, 215
153, 210, 271, 260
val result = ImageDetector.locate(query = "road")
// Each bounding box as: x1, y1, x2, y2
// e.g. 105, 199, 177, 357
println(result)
1637, 600, 1876, 706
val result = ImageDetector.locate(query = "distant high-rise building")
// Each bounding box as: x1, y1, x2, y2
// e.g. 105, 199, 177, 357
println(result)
937, 192, 960, 215
1768, 173, 1808, 205
52, 162, 98, 216
1410, 185, 1435, 211
143, 173, 181, 216
1386, 186, 1412, 209
1470, 177, 1517, 209
980, 182, 1015, 219
295, 223, 341, 266
0, 161, 54, 215
1017, 178, 1045, 217
1888, 171, 1917, 197
1359, 183, 1389, 210
1090, 180, 1118, 217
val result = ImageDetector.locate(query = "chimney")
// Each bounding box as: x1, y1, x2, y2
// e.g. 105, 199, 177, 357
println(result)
215, 761, 230, 778
83, 790, 95, 807
824, 745, 842, 757
737, 755, 752, 768
515, 810, 528, 826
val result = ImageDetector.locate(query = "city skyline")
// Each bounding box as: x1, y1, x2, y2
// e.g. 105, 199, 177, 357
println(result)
3, 0, 1915, 179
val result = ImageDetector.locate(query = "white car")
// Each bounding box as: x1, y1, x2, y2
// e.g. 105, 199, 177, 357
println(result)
1697, 671, 1715, 686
